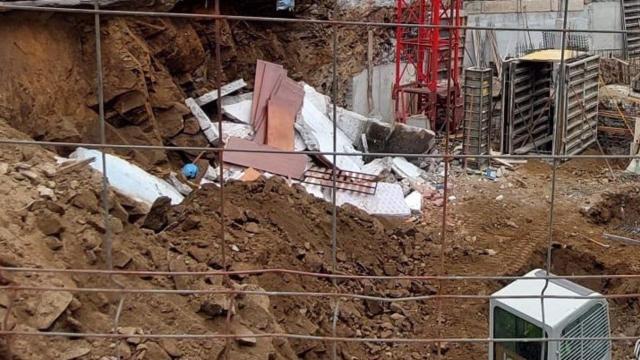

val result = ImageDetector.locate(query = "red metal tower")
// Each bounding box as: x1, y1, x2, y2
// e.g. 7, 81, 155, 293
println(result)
394, 0, 463, 131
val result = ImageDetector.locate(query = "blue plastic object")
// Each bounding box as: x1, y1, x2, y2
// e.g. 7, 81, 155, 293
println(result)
277, 0, 294, 11
182, 163, 199, 179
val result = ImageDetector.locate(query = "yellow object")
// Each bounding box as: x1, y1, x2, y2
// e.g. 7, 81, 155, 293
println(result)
519, 49, 584, 61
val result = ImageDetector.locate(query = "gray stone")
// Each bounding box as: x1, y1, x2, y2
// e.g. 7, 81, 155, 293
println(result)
385, 123, 435, 155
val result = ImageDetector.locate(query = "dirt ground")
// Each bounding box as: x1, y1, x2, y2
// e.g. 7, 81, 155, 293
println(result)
1, 3, 639, 360
0, 115, 639, 359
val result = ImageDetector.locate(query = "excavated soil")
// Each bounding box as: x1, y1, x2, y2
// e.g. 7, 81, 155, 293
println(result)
0, 3, 393, 172
1, 115, 640, 359
1, 3, 640, 360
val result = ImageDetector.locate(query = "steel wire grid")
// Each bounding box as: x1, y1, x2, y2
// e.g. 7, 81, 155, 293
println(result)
0, 0, 639, 359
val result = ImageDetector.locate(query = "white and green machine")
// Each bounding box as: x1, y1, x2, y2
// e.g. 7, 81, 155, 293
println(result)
489, 269, 611, 360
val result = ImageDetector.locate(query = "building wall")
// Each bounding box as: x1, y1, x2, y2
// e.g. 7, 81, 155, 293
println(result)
349, 0, 622, 122
464, 0, 623, 65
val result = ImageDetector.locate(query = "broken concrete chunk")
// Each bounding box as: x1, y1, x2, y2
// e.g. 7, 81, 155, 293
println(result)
331, 107, 371, 149
195, 79, 247, 107
335, 182, 411, 217
168, 172, 193, 196
405, 191, 423, 214
386, 123, 435, 155
222, 99, 252, 124
69, 148, 184, 206
185, 98, 218, 141
361, 157, 393, 177
391, 157, 425, 182
296, 97, 364, 173
365, 120, 393, 154
33, 291, 73, 330
221, 121, 253, 141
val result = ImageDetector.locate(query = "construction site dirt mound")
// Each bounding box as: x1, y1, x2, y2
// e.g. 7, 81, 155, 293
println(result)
582, 186, 640, 231
0, 5, 393, 172
3, 120, 640, 358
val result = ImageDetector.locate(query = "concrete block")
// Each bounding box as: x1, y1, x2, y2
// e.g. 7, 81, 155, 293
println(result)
567, 0, 583, 11
464, 1, 483, 13
385, 123, 436, 155
365, 120, 393, 154
482, 0, 517, 13
521, 0, 552, 12
333, 107, 371, 149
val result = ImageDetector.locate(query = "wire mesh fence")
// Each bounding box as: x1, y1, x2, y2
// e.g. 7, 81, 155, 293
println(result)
0, 1, 639, 360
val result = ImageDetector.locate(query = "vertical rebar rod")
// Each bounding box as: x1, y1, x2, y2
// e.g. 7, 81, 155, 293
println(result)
213, 0, 230, 358
540, 0, 569, 357
330, 23, 339, 360
437, 5, 457, 357
94, 0, 111, 273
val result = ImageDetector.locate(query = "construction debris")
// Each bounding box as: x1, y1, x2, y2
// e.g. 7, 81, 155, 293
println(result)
224, 137, 308, 179
194, 79, 247, 107
69, 148, 184, 206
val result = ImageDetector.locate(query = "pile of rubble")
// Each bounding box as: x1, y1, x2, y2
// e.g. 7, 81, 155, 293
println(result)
68, 59, 440, 218
0, 120, 469, 359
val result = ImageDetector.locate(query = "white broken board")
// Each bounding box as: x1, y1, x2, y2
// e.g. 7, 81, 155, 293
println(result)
296, 96, 364, 173
361, 157, 393, 177
221, 122, 253, 141
335, 182, 411, 217
185, 97, 218, 143
405, 191, 422, 214
222, 99, 252, 124
302, 83, 331, 115
332, 107, 371, 148
391, 157, 425, 182
195, 79, 247, 107
70, 148, 184, 206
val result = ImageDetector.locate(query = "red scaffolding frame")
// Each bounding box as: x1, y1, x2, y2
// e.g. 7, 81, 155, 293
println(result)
394, 0, 463, 131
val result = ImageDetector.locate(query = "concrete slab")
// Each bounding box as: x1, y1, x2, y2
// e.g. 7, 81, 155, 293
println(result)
222, 99, 252, 124
391, 157, 425, 182
333, 107, 371, 148
195, 79, 247, 107
405, 191, 423, 214
335, 182, 411, 217
482, 0, 517, 13
361, 157, 393, 177
185, 97, 218, 142
296, 97, 364, 173
385, 123, 435, 155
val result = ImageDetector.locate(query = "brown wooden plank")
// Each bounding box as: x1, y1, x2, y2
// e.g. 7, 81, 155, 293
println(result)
224, 137, 308, 179
266, 99, 296, 151
252, 61, 286, 144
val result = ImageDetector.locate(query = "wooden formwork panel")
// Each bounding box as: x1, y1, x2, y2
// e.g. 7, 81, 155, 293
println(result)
463, 67, 493, 169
